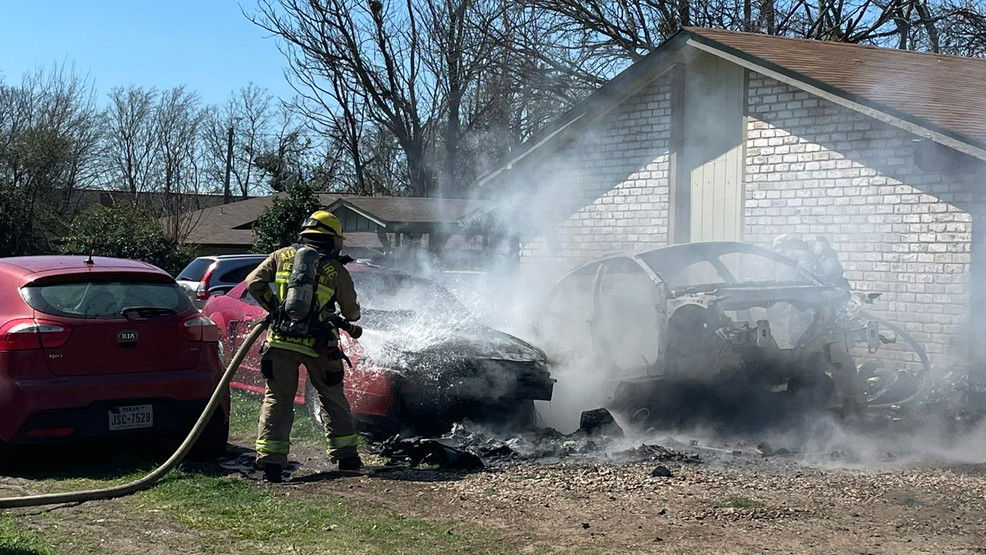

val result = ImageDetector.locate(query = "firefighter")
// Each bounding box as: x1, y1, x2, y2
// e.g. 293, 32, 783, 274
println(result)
245, 210, 363, 482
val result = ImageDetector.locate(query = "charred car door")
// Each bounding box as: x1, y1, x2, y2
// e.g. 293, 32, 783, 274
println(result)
589, 257, 665, 377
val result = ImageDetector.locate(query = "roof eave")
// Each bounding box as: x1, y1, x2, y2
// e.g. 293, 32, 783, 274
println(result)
327, 199, 390, 227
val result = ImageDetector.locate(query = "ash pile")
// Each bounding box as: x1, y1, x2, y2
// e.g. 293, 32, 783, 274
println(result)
372, 408, 701, 472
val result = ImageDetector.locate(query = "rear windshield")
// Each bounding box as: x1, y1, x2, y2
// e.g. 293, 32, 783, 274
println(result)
218, 260, 262, 284
176, 258, 214, 281
22, 278, 193, 319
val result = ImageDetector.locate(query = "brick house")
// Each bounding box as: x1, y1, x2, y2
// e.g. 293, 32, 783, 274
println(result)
476, 27, 986, 394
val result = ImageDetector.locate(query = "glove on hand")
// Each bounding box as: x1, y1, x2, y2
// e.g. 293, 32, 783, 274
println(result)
345, 323, 363, 339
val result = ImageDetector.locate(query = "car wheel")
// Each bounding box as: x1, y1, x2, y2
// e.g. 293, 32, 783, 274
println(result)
186, 411, 230, 461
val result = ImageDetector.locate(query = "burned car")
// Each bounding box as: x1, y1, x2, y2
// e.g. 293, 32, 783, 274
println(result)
204, 263, 553, 437
539, 242, 928, 431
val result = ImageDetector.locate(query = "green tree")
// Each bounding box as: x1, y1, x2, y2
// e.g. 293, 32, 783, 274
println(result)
61, 205, 191, 275
0, 190, 50, 257
251, 182, 321, 253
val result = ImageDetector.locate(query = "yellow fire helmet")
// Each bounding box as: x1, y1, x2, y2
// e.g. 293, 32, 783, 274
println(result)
300, 210, 345, 238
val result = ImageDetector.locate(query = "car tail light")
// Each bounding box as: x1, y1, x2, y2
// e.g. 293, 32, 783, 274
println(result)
0, 319, 72, 351
182, 314, 221, 342
195, 261, 219, 301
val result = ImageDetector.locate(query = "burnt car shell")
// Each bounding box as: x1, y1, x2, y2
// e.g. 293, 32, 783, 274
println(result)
541, 242, 911, 432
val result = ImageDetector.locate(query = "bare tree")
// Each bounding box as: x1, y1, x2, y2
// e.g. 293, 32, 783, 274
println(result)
103, 86, 158, 196
0, 65, 100, 227
251, 104, 315, 193
203, 83, 277, 199
0, 66, 101, 255
253, 0, 435, 196
516, 0, 986, 93
154, 86, 207, 240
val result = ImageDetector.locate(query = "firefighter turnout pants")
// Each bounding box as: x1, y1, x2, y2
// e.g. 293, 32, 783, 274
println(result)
255, 346, 359, 467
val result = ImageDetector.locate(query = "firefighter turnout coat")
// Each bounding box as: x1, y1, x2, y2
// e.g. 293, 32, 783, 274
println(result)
245, 245, 361, 465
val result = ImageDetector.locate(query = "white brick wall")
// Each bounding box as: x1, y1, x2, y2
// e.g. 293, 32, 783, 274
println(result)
745, 74, 984, 369
520, 76, 674, 270
511, 67, 981, 373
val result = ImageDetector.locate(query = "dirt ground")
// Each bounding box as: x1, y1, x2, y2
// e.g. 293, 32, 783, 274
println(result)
258, 431, 986, 554
309, 456, 986, 553
4, 439, 986, 554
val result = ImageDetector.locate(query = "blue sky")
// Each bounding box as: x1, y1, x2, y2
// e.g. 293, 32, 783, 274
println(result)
0, 1, 294, 105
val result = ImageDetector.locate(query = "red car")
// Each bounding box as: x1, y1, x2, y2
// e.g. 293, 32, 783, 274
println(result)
0, 256, 228, 460
203, 263, 554, 437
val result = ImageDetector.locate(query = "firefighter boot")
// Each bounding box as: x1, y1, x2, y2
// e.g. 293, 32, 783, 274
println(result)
337, 455, 363, 472
263, 463, 283, 483
332, 444, 363, 472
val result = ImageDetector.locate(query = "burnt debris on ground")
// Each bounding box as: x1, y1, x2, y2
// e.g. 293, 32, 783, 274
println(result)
373, 408, 702, 471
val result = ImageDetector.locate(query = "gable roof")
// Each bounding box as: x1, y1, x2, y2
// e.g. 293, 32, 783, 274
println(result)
180, 193, 341, 246
686, 27, 986, 157
326, 197, 474, 226
477, 27, 986, 190
180, 194, 478, 247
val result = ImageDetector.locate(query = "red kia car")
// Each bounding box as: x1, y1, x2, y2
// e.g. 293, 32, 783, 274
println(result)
203, 263, 554, 437
0, 256, 228, 461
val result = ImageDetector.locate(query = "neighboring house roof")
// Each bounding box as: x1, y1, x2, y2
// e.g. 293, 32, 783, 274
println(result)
325, 197, 474, 226
180, 194, 478, 248
181, 193, 341, 246
477, 27, 986, 191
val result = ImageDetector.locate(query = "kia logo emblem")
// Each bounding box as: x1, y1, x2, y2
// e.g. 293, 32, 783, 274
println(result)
117, 330, 139, 346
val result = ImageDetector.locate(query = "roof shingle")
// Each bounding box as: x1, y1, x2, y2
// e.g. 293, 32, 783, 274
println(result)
687, 27, 986, 149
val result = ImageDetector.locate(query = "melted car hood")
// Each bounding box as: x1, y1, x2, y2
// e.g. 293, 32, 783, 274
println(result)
359, 309, 547, 365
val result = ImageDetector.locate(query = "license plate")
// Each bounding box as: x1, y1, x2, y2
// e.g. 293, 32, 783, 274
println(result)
108, 404, 154, 431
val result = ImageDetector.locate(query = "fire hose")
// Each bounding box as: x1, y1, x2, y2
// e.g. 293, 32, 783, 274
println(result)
0, 320, 269, 510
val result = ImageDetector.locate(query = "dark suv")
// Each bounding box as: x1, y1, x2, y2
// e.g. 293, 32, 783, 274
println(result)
176, 254, 266, 308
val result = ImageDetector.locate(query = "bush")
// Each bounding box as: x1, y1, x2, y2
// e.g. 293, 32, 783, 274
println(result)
251, 183, 321, 253
61, 205, 191, 275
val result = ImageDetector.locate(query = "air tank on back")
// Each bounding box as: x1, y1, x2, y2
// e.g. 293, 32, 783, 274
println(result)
284, 245, 320, 321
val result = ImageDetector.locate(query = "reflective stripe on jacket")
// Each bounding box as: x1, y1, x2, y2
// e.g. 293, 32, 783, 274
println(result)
267, 247, 337, 356
245, 245, 361, 358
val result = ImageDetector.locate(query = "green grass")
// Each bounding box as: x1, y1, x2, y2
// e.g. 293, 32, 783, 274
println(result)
0, 514, 51, 555
228, 389, 325, 445
134, 470, 505, 553
0, 512, 103, 554
0, 391, 511, 554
